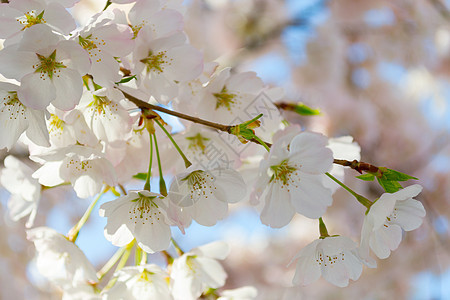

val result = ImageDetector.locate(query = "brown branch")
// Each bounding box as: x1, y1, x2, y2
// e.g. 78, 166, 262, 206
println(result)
119, 89, 273, 149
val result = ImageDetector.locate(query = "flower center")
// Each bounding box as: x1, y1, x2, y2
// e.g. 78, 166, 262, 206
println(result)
182, 170, 215, 200
269, 159, 299, 187
130, 195, 161, 225
213, 86, 237, 111
186, 133, 210, 154
316, 250, 346, 267
140, 51, 171, 74
48, 114, 64, 133
33, 50, 66, 80
1, 92, 27, 121
17, 10, 46, 30
89, 95, 114, 115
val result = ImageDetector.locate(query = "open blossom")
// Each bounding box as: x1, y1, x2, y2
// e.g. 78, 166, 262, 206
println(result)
0, 25, 90, 110
99, 190, 173, 253
171, 241, 229, 300
359, 184, 425, 264
78, 87, 134, 143
0, 0, 76, 42
27, 227, 98, 288
31, 145, 117, 198
0, 155, 41, 228
132, 30, 203, 104
168, 164, 246, 226
291, 236, 364, 287
194, 68, 282, 140
252, 131, 333, 228
103, 265, 171, 300
76, 12, 134, 87
0, 81, 49, 150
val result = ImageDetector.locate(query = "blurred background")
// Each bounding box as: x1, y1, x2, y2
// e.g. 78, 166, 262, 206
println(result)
1, 0, 449, 299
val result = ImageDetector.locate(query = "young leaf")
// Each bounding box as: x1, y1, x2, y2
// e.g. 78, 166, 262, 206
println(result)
133, 173, 148, 180
381, 169, 418, 181
356, 173, 375, 181
377, 177, 403, 193
115, 75, 137, 84
293, 103, 321, 116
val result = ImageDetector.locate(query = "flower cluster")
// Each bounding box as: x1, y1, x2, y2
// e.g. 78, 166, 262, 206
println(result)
0, 0, 427, 297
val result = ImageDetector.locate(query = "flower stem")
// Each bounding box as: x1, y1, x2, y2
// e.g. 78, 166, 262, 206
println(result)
154, 118, 192, 168
171, 238, 184, 256
104, 240, 135, 290
152, 133, 168, 196
144, 129, 154, 191
97, 246, 127, 280
252, 135, 270, 152
68, 186, 109, 242
325, 172, 373, 208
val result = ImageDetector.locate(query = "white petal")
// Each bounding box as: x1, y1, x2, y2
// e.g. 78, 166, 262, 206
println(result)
392, 199, 426, 231
194, 256, 227, 289
192, 241, 229, 260
291, 172, 333, 219
18, 72, 56, 110
260, 183, 295, 228
369, 224, 402, 259
52, 68, 83, 110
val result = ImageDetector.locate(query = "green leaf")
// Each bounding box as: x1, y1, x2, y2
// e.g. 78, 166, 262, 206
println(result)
356, 173, 375, 181
381, 169, 418, 181
377, 177, 403, 193
133, 173, 148, 180
293, 103, 321, 116
115, 75, 136, 84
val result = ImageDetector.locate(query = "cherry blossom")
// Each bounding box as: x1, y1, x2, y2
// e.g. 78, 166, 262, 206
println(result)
78, 87, 133, 144
132, 30, 203, 104
99, 190, 173, 253
0, 0, 76, 42
103, 265, 171, 300
168, 164, 246, 226
0, 25, 90, 110
359, 184, 425, 264
171, 241, 229, 300
0, 81, 49, 150
0, 155, 41, 228
31, 145, 117, 198
27, 227, 98, 288
253, 131, 333, 228
76, 12, 134, 87
291, 236, 363, 287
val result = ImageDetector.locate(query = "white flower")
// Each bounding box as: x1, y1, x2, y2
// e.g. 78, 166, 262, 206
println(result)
0, 25, 90, 110
171, 241, 229, 300
99, 190, 173, 253
0, 0, 76, 41
0, 155, 41, 227
32, 145, 117, 199
0, 81, 49, 150
79, 88, 133, 143
132, 31, 203, 104
27, 227, 98, 288
103, 265, 171, 300
253, 131, 333, 228
291, 236, 363, 287
359, 184, 425, 264
218, 286, 258, 300
76, 13, 134, 87
195, 68, 282, 140
168, 164, 246, 226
